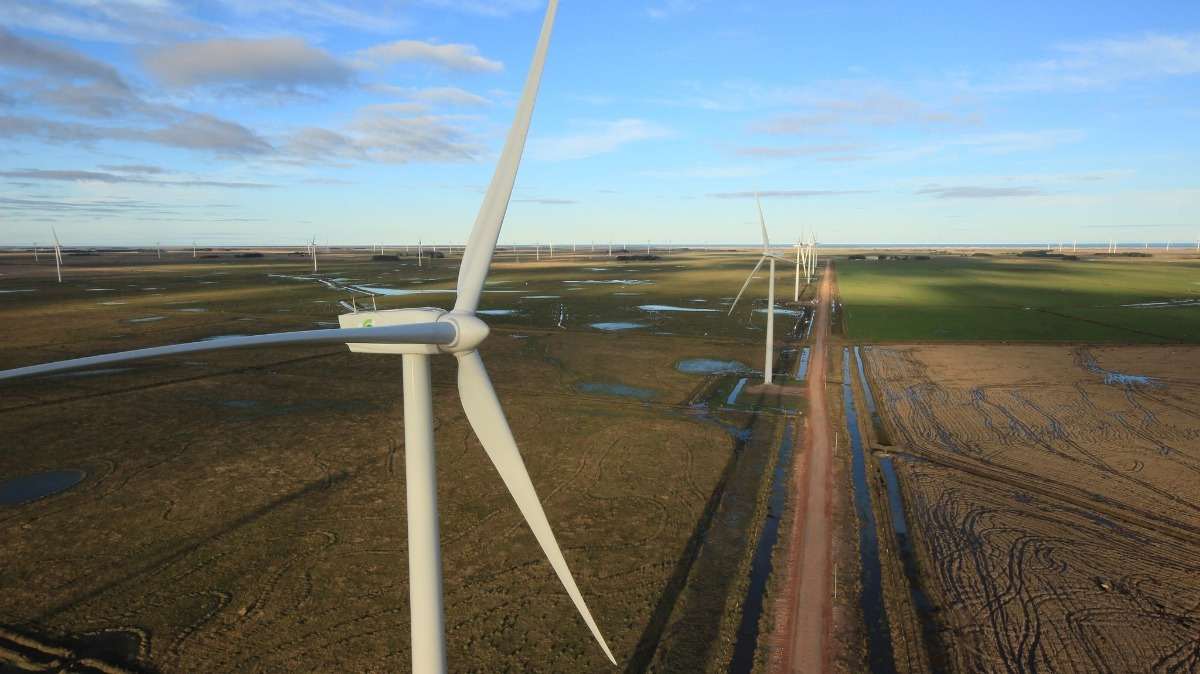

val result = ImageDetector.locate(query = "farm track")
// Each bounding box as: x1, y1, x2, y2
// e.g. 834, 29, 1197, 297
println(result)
862, 344, 1200, 672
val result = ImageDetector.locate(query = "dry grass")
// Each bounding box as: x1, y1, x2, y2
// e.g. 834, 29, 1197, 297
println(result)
0, 250, 776, 671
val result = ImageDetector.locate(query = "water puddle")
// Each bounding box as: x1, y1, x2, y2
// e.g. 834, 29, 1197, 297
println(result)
591, 322, 644, 331
1078, 352, 1161, 387
795, 347, 811, 379
752, 307, 803, 315
44, 367, 134, 379
613, 292, 648, 296
573, 382, 657, 401
563, 279, 649, 285
729, 422, 794, 672
639, 305, 718, 313
176, 307, 208, 312
856, 346, 885, 435
0, 289, 37, 294
478, 309, 519, 316
843, 348, 896, 672
727, 378, 748, 405
349, 286, 454, 296
125, 316, 166, 323
86, 288, 114, 292
0, 469, 89, 506
676, 358, 752, 374
100, 301, 128, 305
878, 456, 946, 671
521, 295, 560, 299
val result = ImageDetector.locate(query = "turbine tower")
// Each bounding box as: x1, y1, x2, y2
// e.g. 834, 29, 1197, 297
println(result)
729, 190, 788, 385
0, 3, 614, 670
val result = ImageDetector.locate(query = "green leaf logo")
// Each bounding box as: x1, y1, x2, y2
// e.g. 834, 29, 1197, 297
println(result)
362, 318, 374, 328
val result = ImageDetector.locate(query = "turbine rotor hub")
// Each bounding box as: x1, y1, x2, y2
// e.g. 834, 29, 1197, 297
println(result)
439, 311, 490, 353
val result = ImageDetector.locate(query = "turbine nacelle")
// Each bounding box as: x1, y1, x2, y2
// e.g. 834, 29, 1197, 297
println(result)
338, 308, 490, 355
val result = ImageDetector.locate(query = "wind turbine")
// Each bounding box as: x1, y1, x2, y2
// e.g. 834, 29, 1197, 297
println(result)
310, 236, 318, 272
156, 242, 162, 259
792, 232, 805, 302
51, 227, 63, 282
192, 240, 197, 258
31, 241, 39, 262
728, 190, 788, 385
0, 2, 614, 670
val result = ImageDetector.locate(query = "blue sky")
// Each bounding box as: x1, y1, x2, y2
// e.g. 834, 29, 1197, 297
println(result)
2, 1, 1198, 247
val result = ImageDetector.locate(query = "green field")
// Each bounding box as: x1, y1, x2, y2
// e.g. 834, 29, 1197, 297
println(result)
833, 252, 1200, 342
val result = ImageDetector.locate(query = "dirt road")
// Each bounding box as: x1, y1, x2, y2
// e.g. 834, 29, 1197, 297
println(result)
771, 263, 833, 674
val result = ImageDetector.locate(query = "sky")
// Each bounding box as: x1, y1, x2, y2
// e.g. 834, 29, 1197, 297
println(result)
2, 0, 1198, 247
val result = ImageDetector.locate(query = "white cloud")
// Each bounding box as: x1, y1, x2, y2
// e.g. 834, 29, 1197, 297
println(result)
990, 33, 1200, 92
529, 119, 671, 161
143, 37, 353, 90
358, 40, 502, 73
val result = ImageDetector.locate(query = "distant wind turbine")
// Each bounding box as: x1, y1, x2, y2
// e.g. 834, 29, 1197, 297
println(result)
0, 2, 614, 670
31, 241, 39, 262
51, 228, 63, 282
729, 190, 788, 385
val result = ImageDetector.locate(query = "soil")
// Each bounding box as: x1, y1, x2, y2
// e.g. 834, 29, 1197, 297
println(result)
862, 343, 1200, 672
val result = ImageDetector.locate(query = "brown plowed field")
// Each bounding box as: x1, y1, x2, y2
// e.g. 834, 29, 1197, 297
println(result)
864, 344, 1200, 672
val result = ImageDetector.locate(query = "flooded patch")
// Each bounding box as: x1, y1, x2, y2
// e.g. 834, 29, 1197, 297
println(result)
520, 295, 560, 299
1120, 298, 1200, 308
44, 367, 133, 379
676, 358, 752, 374
478, 309, 519, 316
613, 292, 648, 296
879, 456, 947, 671
573, 382, 657, 401
752, 307, 803, 315
220, 400, 261, 409
844, 348, 897, 671
351, 286, 454, 296
796, 347, 811, 379
0, 289, 37, 294
176, 307, 208, 312
729, 422, 794, 672
639, 305, 718, 313
591, 322, 644, 331
1079, 352, 1161, 388
100, 301, 128, 305
0, 469, 89, 506
86, 288, 114, 292
125, 316, 166, 323
727, 378, 748, 405
563, 279, 649, 285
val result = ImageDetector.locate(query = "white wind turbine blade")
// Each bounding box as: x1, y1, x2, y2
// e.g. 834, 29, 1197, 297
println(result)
0, 324, 457, 382
754, 189, 770, 251
728, 255, 766, 315
455, 349, 617, 666
454, 0, 557, 315
51, 227, 63, 281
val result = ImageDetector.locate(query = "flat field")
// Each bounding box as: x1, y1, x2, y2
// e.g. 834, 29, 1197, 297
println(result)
862, 344, 1200, 672
833, 251, 1200, 342
0, 249, 790, 671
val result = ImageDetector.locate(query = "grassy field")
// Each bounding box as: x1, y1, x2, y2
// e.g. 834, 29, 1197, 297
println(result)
832, 251, 1200, 342
0, 248, 801, 672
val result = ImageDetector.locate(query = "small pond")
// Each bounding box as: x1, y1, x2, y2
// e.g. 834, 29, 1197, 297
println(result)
0, 469, 89, 506
574, 382, 657, 401
591, 322, 644, 331
676, 358, 753, 374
